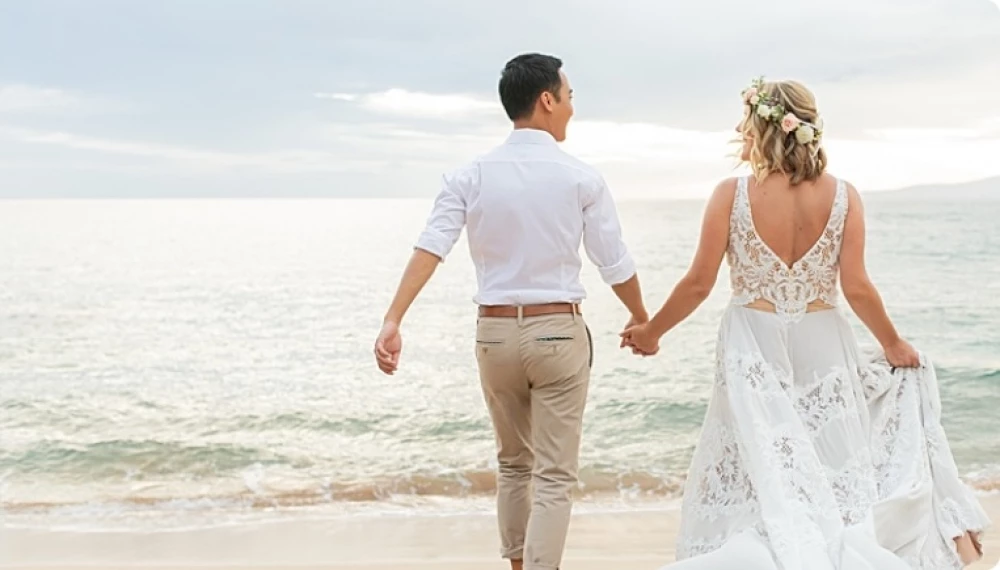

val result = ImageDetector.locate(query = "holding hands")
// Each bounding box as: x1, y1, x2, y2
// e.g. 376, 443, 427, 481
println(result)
620, 315, 662, 357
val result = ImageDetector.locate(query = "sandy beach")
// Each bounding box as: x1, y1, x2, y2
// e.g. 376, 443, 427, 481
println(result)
3, 495, 997, 570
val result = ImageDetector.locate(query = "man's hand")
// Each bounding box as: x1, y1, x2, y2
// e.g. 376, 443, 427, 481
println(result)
374, 248, 442, 375
374, 320, 403, 374
620, 314, 656, 356
619, 315, 642, 349
620, 321, 660, 357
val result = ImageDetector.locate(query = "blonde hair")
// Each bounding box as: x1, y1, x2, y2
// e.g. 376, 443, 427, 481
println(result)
740, 80, 827, 185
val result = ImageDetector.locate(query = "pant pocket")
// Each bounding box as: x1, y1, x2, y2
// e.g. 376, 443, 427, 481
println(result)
530, 328, 589, 372
475, 336, 506, 362
533, 335, 575, 342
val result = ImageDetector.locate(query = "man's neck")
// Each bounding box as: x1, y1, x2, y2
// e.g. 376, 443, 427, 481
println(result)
512, 120, 553, 137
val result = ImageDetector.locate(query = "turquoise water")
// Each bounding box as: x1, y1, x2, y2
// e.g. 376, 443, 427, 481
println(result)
1, 198, 998, 528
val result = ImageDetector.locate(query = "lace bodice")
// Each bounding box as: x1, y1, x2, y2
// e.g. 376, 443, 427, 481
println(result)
727, 176, 848, 322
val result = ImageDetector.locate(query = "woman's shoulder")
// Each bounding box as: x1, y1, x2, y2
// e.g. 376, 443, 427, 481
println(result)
823, 173, 863, 205
713, 176, 743, 196
822, 172, 857, 192
703, 177, 742, 218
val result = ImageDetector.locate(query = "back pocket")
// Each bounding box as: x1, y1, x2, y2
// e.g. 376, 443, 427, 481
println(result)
475, 338, 505, 362
534, 335, 575, 342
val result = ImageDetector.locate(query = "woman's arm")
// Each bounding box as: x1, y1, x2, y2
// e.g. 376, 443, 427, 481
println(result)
622, 179, 734, 353
839, 183, 919, 367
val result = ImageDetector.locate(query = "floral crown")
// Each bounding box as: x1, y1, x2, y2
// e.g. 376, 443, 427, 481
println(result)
741, 77, 823, 144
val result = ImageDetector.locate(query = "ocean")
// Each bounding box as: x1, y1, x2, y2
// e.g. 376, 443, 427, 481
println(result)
1, 198, 998, 531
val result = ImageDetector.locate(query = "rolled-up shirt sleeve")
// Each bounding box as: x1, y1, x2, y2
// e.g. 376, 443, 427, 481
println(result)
414, 170, 468, 261
582, 176, 636, 285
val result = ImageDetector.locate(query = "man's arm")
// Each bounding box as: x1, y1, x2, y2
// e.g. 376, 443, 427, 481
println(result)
382, 248, 444, 325
611, 275, 647, 322
375, 172, 467, 374
581, 175, 645, 320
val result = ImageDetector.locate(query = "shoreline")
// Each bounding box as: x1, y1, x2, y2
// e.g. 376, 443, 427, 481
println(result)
3, 495, 997, 569
3, 471, 997, 530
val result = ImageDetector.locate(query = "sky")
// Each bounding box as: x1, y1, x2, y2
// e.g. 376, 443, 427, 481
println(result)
1, 0, 999, 199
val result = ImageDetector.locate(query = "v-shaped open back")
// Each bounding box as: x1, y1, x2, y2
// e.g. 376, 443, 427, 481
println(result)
726, 176, 848, 322
745, 179, 842, 270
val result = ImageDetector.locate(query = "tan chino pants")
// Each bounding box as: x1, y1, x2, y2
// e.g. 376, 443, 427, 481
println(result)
475, 311, 593, 570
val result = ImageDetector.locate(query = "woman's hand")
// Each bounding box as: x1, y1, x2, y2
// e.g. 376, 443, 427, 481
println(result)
884, 338, 919, 369
620, 322, 661, 357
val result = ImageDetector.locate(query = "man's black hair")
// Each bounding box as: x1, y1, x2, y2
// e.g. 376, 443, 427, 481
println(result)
498, 53, 563, 121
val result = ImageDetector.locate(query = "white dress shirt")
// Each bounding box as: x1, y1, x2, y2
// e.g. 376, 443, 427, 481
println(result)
414, 128, 636, 306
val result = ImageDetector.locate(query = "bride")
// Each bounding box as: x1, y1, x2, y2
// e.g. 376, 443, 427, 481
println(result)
620, 78, 990, 570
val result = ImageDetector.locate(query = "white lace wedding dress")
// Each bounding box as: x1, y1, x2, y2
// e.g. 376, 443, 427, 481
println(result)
664, 177, 990, 570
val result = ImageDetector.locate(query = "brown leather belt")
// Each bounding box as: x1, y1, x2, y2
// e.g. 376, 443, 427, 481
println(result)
478, 302, 581, 318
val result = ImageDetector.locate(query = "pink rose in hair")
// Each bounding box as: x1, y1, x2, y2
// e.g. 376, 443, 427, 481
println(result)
781, 113, 800, 134
743, 87, 758, 104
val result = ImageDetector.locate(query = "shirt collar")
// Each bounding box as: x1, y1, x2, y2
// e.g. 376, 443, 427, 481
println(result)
505, 128, 558, 146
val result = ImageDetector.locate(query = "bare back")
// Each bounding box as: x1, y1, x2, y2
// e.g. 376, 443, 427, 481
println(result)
747, 174, 840, 268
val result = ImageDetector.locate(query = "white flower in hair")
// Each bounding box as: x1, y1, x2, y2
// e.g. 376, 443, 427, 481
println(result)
756, 104, 772, 118
795, 125, 816, 144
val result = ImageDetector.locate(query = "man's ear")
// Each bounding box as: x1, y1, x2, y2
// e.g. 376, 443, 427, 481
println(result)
539, 91, 554, 112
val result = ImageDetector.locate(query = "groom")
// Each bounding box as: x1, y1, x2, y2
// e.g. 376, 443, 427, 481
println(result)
373, 53, 651, 570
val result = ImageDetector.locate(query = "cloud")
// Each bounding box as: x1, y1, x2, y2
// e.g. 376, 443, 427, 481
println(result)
314, 92, 358, 102
865, 116, 1000, 142
3, 0, 1000, 197
827, 135, 1000, 191
315, 113, 1000, 198
565, 122, 732, 165
0, 126, 380, 174
320, 88, 497, 119
0, 83, 130, 116
0, 84, 81, 113
312, 118, 737, 197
